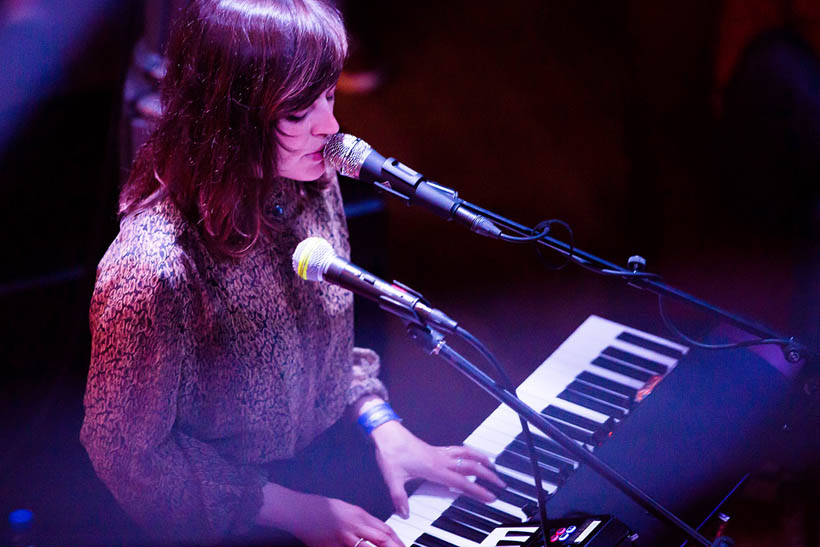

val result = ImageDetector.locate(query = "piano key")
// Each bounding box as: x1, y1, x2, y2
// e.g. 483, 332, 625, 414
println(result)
472, 404, 593, 450
515, 384, 614, 428
542, 405, 612, 434
430, 516, 486, 543
406, 502, 487, 546
512, 431, 578, 465
409, 482, 528, 523
498, 469, 551, 500
560, 356, 647, 391
577, 371, 639, 399
566, 380, 634, 410
410, 521, 481, 547
452, 496, 521, 524
500, 441, 567, 475
413, 533, 458, 547
465, 433, 574, 492
386, 514, 434, 545
537, 415, 598, 444
616, 330, 686, 359
495, 451, 566, 484
476, 476, 537, 507
609, 338, 681, 368
506, 439, 575, 475
558, 389, 627, 419
442, 506, 498, 533
549, 316, 684, 364
584, 362, 649, 392
591, 355, 654, 382
602, 346, 668, 375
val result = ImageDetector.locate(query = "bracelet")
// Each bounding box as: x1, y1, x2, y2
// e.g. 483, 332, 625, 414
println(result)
357, 402, 402, 435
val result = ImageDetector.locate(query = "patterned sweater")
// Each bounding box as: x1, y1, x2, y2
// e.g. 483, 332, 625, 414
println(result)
80, 175, 387, 543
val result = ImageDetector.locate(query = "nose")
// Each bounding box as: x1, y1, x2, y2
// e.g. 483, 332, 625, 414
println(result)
312, 97, 340, 137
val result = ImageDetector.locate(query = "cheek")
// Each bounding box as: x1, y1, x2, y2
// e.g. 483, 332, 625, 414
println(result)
276, 136, 301, 166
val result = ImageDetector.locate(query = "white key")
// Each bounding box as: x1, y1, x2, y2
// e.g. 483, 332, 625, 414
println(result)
385, 515, 427, 545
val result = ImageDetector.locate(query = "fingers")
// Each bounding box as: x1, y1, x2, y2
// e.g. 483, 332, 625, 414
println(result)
446, 445, 506, 488
385, 476, 410, 519
451, 458, 506, 488
436, 468, 498, 503
347, 520, 404, 547
447, 445, 495, 469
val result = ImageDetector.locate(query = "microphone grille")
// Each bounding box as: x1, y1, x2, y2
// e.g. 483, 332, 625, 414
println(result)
292, 237, 336, 282
323, 133, 371, 178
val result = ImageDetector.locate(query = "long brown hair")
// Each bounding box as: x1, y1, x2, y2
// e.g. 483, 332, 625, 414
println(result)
121, 0, 347, 257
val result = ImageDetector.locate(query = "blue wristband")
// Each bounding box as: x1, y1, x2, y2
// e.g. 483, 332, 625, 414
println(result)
357, 402, 402, 435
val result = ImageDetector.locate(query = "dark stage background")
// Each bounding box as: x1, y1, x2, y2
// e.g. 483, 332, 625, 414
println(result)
1, 0, 819, 545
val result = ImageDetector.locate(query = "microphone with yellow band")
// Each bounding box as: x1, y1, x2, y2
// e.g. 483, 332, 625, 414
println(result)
292, 237, 458, 333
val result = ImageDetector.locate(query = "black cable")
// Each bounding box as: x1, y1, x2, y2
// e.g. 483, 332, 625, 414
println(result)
499, 225, 551, 243
455, 326, 550, 547
534, 220, 574, 271
658, 295, 792, 350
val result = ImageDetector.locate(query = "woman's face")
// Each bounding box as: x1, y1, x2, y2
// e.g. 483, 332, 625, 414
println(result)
276, 86, 340, 181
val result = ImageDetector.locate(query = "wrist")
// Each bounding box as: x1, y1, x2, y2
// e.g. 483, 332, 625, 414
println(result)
256, 483, 315, 531
357, 401, 402, 435
369, 418, 406, 444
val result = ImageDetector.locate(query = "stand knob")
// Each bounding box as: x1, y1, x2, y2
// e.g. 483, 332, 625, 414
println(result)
627, 255, 646, 272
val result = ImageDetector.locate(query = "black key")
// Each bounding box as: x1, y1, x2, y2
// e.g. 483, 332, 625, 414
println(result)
453, 496, 520, 524
592, 355, 653, 382
507, 439, 574, 475
413, 533, 457, 547
537, 415, 598, 444
577, 371, 638, 399
513, 432, 576, 462
543, 405, 608, 433
558, 389, 627, 419
568, 380, 633, 410
495, 451, 565, 484
432, 515, 486, 542
602, 346, 668, 375
443, 506, 497, 533
481, 471, 539, 501
617, 331, 685, 359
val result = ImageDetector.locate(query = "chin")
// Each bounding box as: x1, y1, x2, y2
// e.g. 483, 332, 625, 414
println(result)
281, 162, 326, 182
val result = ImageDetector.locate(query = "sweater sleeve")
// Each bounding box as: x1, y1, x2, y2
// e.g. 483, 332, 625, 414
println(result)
80, 250, 267, 544
345, 347, 389, 404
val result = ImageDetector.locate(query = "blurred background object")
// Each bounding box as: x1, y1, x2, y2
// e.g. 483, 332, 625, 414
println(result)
1, 0, 819, 545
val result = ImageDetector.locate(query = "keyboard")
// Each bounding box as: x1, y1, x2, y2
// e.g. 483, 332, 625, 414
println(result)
385, 315, 689, 547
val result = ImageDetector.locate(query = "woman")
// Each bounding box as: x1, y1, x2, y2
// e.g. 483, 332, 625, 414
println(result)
80, 1, 503, 545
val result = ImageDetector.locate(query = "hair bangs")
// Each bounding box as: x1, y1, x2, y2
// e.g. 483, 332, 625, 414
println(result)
275, 0, 347, 115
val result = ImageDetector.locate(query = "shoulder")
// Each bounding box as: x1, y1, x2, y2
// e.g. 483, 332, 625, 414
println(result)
94, 199, 196, 309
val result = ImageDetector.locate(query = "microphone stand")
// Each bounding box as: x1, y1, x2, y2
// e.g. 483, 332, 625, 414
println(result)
365, 177, 812, 361
399, 319, 716, 547
457, 198, 813, 364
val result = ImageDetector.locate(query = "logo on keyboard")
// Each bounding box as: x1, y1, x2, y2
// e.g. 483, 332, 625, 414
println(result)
479, 526, 539, 546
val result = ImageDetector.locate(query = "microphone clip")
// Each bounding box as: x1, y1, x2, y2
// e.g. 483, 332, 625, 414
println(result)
376, 280, 430, 328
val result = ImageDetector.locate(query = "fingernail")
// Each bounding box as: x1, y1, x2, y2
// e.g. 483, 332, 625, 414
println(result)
401, 506, 410, 519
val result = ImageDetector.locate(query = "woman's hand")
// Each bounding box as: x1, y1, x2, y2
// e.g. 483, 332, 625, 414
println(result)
257, 482, 404, 547
370, 420, 506, 518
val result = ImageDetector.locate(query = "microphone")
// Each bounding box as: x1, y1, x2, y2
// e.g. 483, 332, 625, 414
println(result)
323, 133, 502, 239
292, 237, 458, 333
